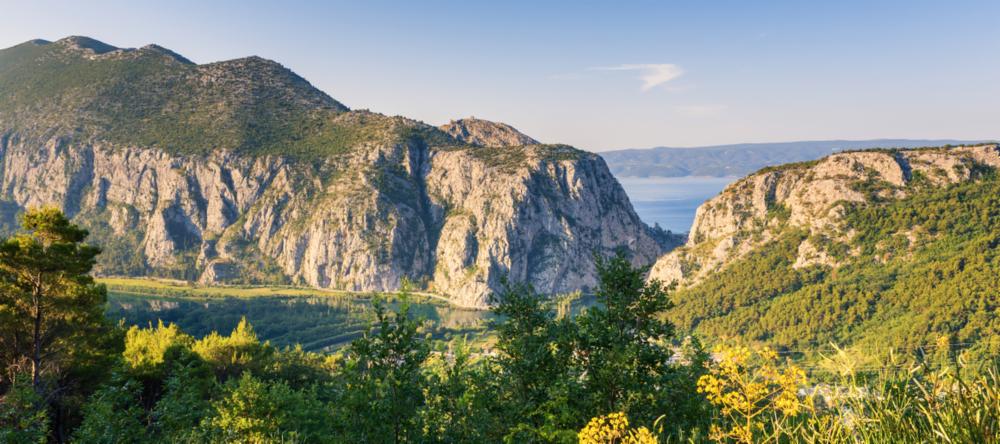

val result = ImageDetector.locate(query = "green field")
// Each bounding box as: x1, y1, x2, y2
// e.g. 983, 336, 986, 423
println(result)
101, 277, 498, 353
99, 276, 411, 300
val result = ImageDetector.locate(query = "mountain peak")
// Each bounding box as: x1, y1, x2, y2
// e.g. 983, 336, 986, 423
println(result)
54, 36, 118, 54
0, 36, 350, 154
440, 117, 539, 147
139, 44, 194, 64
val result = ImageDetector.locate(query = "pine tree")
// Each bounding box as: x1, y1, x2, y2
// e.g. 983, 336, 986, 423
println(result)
0, 207, 107, 392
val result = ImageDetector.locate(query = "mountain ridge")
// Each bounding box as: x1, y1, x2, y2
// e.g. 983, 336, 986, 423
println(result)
601, 139, 991, 178
0, 36, 666, 307
648, 143, 1000, 359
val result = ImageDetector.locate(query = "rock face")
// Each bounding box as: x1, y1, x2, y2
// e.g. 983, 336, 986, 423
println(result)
649, 144, 1000, 286
440, 118, 540, 148
0, 37, 664, 308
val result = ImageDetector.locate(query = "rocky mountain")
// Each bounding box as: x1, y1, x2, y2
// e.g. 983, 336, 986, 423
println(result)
602, 139, 987, 178
650, 144, 1000, 358
440, 118, 540, 148
0, 36, 665, 308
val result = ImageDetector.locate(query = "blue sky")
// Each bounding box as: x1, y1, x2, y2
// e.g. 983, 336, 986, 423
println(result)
2, 0, 998, 151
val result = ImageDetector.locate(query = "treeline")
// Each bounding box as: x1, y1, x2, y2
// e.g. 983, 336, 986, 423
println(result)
1, 208, 999, 443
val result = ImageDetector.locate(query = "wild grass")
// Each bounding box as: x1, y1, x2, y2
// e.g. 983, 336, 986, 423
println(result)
639, 343, 1000, 443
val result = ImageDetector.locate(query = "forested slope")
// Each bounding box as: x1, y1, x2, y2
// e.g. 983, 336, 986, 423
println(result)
654, 145, 1000, 363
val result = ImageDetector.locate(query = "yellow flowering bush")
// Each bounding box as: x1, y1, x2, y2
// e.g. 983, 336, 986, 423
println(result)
578, 412, 659, 444
696, 345, 810, 443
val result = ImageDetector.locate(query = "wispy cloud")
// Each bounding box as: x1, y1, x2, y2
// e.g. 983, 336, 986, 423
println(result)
591, 64, 684, 91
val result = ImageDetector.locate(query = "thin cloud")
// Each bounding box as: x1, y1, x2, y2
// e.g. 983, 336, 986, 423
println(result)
591, 64, 684, 91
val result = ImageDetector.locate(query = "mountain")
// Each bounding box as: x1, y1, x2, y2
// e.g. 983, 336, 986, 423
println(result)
0, 36, 666, 308
649, 144, 1000, 361
440, 117, 539, 148
601, 139, 989, 178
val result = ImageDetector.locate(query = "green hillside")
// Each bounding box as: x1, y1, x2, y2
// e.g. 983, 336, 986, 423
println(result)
669, 169, 1000, 365
0, 37, 458, 158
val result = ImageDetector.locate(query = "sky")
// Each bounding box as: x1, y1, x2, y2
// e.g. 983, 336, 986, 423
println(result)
1, 0, 999, 151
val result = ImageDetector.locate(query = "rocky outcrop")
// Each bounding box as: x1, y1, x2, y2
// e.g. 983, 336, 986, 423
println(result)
649, 144, 1000, 286
0, 130, 661, 309
440, 118, 539, 148
0, 36, 667, 308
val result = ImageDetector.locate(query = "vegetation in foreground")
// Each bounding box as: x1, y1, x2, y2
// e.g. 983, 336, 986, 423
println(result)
0, 208, 998, 443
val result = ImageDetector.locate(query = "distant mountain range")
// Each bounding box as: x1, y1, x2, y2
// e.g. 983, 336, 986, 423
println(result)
600, 139, 992, 178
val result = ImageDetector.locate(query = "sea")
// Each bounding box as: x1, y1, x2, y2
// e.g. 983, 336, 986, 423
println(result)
616, 176, 738, 233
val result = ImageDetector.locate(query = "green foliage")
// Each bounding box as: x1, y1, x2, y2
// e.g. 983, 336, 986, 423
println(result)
0, 207, 117, 439
575, 255, 703, 428
831, 367, 1000, 443
671, 173, 1000, 365
201, 373, 333, 443
487, 280, 580, 441
482, 256, 708, 441
451, 144, 586, 172
0, 39, 472, 161
122, 321, 194, 378
688, 343, 1000, 444
419, 341, 496, 443
106, 291, 496, 353
149, 356, 214, 442
0, 378, 49, 444
334, 297, 430, 442
577, 255, 672, 413
2, 207, 997, 442
72, 376, 147, 443
192, 318, 274, 381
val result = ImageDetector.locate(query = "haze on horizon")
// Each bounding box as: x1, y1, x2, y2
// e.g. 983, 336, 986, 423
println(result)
2, 0, 998, 151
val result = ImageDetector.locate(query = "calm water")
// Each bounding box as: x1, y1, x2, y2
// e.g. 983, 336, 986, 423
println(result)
617, 176, 737, 233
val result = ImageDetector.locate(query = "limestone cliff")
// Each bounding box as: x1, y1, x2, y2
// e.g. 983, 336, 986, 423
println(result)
440, 118, 539, 148
0, 37, 663, 308
649, 144, 1000, 286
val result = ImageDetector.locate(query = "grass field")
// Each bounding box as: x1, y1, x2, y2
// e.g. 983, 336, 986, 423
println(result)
101, 277, 499, 353
97, 276, 450, 306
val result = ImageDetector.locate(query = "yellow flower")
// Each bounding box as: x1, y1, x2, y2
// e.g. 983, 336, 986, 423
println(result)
579, 412, 659, 444
697, 344, 812, 444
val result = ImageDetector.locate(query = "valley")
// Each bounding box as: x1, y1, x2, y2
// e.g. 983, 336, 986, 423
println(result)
0, 27, 997, 443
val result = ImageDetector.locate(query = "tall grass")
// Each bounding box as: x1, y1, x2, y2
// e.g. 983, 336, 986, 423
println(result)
806, 367, 1000, 443
591, 346, 1000, 443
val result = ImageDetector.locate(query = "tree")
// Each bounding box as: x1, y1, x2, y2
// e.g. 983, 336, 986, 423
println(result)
0, 207, 107, 393
574, 253, 680, 426
418, 339, 496, 443
0, 378, 49, 444
200, 372, 332, 443
192, 317, 273, 381
488, 280, 580, 442
71, 375, 147, 444
336, 296, 430, 443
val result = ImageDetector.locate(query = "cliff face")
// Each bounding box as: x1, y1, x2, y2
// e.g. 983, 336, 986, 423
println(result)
0, 37, 663, 308
0, 134, 659, 308
649, 144, 1000, 286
